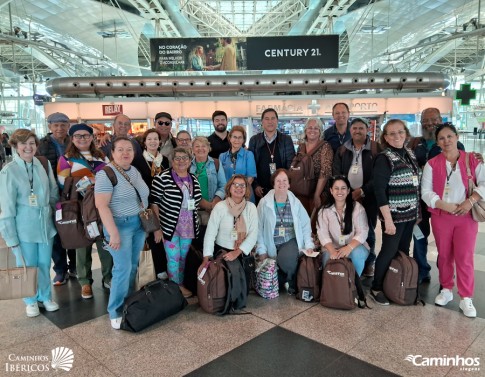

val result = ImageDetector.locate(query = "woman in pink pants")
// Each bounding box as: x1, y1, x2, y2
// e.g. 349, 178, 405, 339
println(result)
421, 123, 485, 318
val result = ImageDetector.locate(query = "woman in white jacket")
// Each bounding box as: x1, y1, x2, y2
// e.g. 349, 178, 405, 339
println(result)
256, 169, 315, 294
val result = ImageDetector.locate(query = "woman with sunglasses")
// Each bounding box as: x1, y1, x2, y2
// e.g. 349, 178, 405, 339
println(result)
370, 119, 420, 306
151, 147, 202, 298
422, 123, 485, 318
199, 175, 258, 272
57, 124, 113, 299
256, 169, 314, 294
317, 176, 369, 276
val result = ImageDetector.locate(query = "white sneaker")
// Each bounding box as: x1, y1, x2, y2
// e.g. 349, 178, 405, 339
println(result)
435, 289, 453, 306
459, 298, 477, 318
26, 303, 40, 317
111, 317, 122, 330
157, 272, 168, 280
39, 300, 59, 312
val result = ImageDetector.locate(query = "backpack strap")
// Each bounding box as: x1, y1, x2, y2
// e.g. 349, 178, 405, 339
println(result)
36, 156, 49, 176
354, 271, 371, 309
370, 140, 379, 158
102, 166, 118, 187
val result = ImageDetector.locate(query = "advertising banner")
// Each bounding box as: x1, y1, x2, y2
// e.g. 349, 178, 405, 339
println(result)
150, 35, 338, 72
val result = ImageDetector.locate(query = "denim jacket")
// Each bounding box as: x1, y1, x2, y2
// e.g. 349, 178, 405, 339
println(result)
190, 156, 226, 201
219, 148, 257, 181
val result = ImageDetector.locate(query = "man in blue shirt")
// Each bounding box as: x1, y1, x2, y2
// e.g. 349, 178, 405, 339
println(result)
324, 103, 351, 153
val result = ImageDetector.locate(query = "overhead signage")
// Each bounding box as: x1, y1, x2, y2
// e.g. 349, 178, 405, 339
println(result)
102, 104, 123, 116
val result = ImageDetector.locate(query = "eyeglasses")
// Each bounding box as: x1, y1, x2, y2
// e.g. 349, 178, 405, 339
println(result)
386, 130, 406, 137
177, 138, 191, 144
157, 121, 171, 126
72, 134, 93, 140
173, 156, 190, 161
232, 183, 246, 188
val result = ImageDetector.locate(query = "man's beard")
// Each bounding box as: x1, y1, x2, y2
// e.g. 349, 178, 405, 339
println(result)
422, 127, 435, 141
215, 124, 227, 132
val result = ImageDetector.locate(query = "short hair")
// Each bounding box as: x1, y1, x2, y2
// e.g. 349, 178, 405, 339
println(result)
172, 146, 192, 160
113, 114, 131, 124
380, 119, 411, 147
192, 136, 211, 149
421, 107, 441, 119
9, 129, 39, 148
270, 168, 291, 188
224, 174, 251, 199
435, 123, 458, 140
111, 136, 132, 151
303, 118, 323, 141
212, 110, 227, 122
261, 108, 278, 120
332, 102, 350, 113
176, 130, 191, 139
228, 125, 247, 143
350, 117, 369, 128
142, 128, 162, 145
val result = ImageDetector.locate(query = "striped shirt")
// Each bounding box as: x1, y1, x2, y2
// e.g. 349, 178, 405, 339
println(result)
95, 163, 149, 217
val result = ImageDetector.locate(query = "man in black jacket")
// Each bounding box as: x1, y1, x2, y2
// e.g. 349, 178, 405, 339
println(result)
37, 112, 76, 285
249, 108, 295, 202
332, 118, 382, 277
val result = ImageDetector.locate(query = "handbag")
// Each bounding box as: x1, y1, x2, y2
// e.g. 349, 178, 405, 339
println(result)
0, 247, 37, 300
465, 153, 485, 222
242, 252, 256, 293
112, 163, 161, 232
135, 243, 156, 291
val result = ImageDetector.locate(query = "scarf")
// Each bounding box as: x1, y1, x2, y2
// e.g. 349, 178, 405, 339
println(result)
143, 150, 164, 177
225, 197, 247, 250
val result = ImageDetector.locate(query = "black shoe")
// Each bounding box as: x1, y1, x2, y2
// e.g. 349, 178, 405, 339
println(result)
418, 275, 431, 285
362, 263, 375, 277
370, 290, 389, 306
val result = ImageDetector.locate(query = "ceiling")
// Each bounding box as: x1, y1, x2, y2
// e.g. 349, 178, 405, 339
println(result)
0, 0, 483, 91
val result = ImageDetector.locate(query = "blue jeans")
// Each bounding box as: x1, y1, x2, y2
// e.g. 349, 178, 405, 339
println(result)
322, 244, 369, 276
14, 239, 54, 305
103, 215, 146, 319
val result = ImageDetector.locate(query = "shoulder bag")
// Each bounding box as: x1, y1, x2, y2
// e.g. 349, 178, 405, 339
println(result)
0, 247, 37, 300
465, 153, 485, 222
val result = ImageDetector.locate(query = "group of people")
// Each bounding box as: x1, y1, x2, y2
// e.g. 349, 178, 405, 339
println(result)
0, 104, 482, 331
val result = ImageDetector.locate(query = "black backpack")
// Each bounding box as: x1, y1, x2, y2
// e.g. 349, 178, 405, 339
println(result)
219, 258, 248, 315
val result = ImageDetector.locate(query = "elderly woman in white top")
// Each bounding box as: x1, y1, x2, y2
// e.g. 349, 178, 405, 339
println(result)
256, 169, 314, 294
200, 175, 258, 269
316, 175, 369, 276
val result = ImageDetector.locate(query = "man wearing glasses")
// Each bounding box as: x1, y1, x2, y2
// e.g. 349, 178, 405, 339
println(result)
154, 112, 177, 162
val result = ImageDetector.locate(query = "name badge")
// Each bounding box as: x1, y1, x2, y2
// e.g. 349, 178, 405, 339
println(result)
269, 163, 276, 174
412, 175, 419, 187
230, 229, 238, 241
28, 194, 38, 207
55, 209, 62, 221
350, 165, 359, 174
443, 185, 451, 201
187, 199, 196, 210
338, 235, 346, 246
279, 227, 286, 237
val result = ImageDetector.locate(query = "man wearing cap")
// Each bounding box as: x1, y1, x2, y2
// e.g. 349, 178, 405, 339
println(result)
207, 110, 230, 159
37, 112, 76, 285
154, 112, 177, 161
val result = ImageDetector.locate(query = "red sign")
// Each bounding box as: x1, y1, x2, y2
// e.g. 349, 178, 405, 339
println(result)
102, 104, 123, 116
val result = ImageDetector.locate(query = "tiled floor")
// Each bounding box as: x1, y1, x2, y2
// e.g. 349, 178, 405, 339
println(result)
1, 221, 484, 376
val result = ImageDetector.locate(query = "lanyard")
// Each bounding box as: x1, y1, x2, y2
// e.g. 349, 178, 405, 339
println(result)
266, 140, 277, 163
24, 161, 34, 194
352, 146, 362, 165
446, 156, 459, 184
274, 198, 288, 226
334, 211, 345, 234
393, 149, 417, 175
338, 132, 346, 145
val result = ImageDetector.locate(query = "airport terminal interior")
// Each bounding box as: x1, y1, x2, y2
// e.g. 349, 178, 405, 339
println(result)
1, 0, 485, 376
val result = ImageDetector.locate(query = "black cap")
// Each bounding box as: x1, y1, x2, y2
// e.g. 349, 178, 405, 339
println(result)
154, 112, 172, 121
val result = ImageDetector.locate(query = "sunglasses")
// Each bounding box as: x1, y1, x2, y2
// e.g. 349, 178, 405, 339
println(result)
157, 121, 171, 126
232, 183, 246, 188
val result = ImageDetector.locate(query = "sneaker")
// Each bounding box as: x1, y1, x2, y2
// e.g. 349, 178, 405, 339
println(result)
459, 298, 477, 318
284, 282, 296, 295
52, 272, 68, 286
81, 284, 93, 299
179, 285, 193, 298
370, 290, 390, 306
102, 279, 111, 289
26, 303, 40, 317
110, 317, 122, 330
39, 300, 59, 312
362, 263, 375, 277
435, 288, 453, 306
157, 272, 169, 280
68, 269, 77, 278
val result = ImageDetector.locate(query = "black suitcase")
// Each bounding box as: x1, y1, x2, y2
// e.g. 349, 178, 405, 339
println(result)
121, 279, 188, 332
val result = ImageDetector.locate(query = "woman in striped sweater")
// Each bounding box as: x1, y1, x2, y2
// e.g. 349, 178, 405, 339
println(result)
57, 123, 113, 299
151, 147, 202, 298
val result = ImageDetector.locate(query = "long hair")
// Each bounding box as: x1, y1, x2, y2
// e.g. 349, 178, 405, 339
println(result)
65, 139, 105, 160
322, 175, 354, 235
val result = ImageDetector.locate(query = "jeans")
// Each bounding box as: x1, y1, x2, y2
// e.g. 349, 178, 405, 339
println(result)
14, 239, 54, 305
76, 239, 113, 286
51, 233, 76, 275
103, 215, 146, 319
413, 208, 431, 280
276, 238, 299, 288
322, 244, 369, 276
